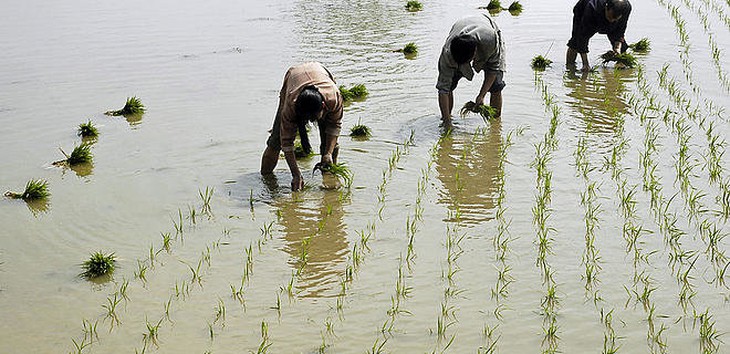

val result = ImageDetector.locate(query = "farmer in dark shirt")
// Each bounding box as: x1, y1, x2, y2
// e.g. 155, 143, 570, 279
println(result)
567, 0, 632, 72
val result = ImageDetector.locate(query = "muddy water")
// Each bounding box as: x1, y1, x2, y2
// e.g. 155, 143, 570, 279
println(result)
1, 0, 729, 352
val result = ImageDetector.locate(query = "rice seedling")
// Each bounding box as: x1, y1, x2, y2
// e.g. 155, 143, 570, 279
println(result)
199, 186, 213, 215
4, 179, 50, 201
601, 51, 638, 68
629, 37, 651, 53
486, 0, 501, 11
142, 318, 163, 348
531, 55, 552, 70
105, 96, 145, 116
256, 321, 273, 354
55, 143, 93, 166
81, 251, 116, 279
508, 1, 522, 12
396, 42, 418, 56
339, 84, 368, 102
313, 162, 353, 188
103, 293, 122, 326
350, 118, 372, 138
77, 120, 99, 138
459, 101, 498, 122
405, 0, 422, 11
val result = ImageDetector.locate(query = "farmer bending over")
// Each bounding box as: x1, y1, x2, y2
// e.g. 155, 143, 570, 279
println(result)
437, 14, 506, 126
261, 62, 343, 191
567, 0, 632, 72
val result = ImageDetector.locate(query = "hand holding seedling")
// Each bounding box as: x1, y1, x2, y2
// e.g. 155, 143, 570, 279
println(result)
291, 174, 304, 191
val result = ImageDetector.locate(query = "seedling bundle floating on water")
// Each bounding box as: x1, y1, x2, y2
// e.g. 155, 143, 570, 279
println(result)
81, 251, 116, 279
531, 55, 553, 70
508, 1, 522, 12
629, 38, 651, 53
396, 42, 418, 56
349, 118, 372, 138
339, 84, 368, 102
4, 179, 50, 201
601, 51, 638, 69
405, 0, 422, 12
105, 96, 145, 116
313, 162, 353, 188
77, 120, 99, 138
486, 0, 501, 11
54, 143, 93, 166
460, 101, 498, 122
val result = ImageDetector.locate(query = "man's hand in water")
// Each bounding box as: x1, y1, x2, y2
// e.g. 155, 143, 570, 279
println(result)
320, 153, 333, 167
291, 173, 304, 191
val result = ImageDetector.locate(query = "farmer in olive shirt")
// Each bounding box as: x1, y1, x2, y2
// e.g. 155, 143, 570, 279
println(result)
437, 14, 506, 126
260, 62, 343, 191
567, 0, 632, 72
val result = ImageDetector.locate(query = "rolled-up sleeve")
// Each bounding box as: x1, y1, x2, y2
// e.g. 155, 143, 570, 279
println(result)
436, 53, 457, 93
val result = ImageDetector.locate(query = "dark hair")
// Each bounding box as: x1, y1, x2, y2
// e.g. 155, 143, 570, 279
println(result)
606, 0, 631, 16
450, 35, 477, 64
294, 86, 324, 122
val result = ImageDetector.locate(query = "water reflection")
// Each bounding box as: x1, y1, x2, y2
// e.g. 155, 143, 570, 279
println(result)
563, 68, 634, 134
272, 188, 349, 298
435, 121, 502, 225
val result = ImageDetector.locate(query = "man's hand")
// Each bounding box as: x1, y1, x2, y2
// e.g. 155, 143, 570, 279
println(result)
474, 95, 485, 106
291, 174, 304, 191
320, 153, 333, 167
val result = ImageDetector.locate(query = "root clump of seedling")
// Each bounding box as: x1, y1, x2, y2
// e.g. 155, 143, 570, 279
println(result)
601, 51, 637, 69
460, 101, 498, 122
105, 96, 145, 116
77, 121, 99, 138
54, 143, 93, 166
4, 179, 50, 201
405, 0, 422, 12
350, 119, 372, 138
314, 162, 353, 188
81, 252, 116, 279
531, 55, 552, 70
339, 84, 368, 102
629, 38, 651, 53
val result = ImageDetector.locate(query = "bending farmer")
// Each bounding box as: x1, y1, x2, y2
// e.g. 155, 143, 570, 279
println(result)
261, 62, 343, 191
567, 0, 632, 72
437, 14, 506, 126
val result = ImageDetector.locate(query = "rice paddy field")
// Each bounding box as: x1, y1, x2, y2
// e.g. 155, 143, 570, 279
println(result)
1, 0, 730, 353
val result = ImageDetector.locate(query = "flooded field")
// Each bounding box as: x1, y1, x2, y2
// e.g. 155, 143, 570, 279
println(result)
1, 0, 729, 352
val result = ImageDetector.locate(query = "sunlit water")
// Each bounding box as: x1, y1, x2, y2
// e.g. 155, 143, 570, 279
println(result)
1, 0, 729, 352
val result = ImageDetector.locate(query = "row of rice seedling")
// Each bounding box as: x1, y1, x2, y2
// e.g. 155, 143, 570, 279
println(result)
532, 72, 562, 353
478, 126, 523, 354
676, 0, 730, 92
657, 0, 699, 93
701, 0, 730, 32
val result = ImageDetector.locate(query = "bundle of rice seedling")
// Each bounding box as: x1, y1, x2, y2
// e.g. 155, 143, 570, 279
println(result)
105, 96, 145, 116
55, 143, 93, 166
349, 84, 368, 99
4, 179, 50, 201
531, 55, 552, 70
460, 101, 498, 122
601, 51, 637, 68
81, 251, 116, 278
486, 0, 502, 11
629, 38, 650, 53
350, 119, 372, 138
339, 85, 355, 102
77, 120, 99, 138
314, 162, 353, 188
508, 1, 523, 12
405, 0, 423, 11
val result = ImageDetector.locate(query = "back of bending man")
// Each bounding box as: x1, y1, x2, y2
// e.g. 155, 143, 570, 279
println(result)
260, 62, 343, 191
567, 0, 632, 72
437, 14, 506, 126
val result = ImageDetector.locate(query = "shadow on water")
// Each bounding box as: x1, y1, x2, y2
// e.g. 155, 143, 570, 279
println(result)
435, 120, 503, 226
271, 186, 349, 298
563, 68, 635, 135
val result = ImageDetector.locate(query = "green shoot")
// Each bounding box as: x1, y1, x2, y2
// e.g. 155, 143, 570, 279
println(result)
459, 101, 498, 122
105, 96, 145, 116
4, 179, 50, 201
531, 55, 552, 70
405, 0, 423, 11
81, 251, 116, 279
629, 38, 651, 53
350, 118, 372, 138
77, 120, 99, 138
